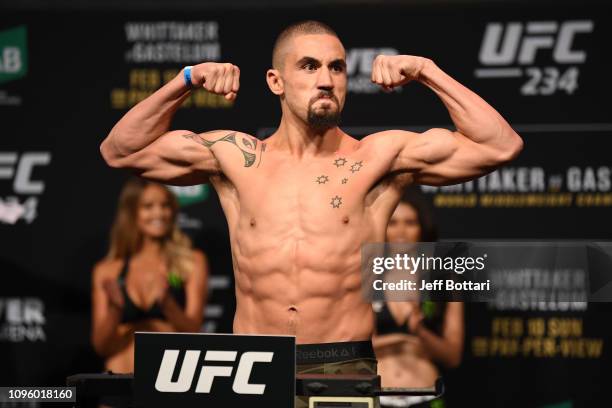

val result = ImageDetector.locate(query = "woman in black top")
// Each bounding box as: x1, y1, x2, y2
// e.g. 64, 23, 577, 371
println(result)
91, 178, 208, 373
372, 188, 464, 407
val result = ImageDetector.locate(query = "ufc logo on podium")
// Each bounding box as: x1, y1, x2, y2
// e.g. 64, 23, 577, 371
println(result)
135, 333, 294, 408
155, 349, 273, 394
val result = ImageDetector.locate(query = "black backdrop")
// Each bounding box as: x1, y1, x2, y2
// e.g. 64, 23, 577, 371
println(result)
1, 4, 611, 407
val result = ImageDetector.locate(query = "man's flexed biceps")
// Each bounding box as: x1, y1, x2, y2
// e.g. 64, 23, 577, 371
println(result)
366, 53, 523, 186
99, 61, 247, 185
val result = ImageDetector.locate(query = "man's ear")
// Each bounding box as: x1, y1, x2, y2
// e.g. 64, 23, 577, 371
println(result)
266, 68, 284, 95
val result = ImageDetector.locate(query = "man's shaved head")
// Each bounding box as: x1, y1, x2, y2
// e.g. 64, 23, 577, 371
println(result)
272, 20, 340, 69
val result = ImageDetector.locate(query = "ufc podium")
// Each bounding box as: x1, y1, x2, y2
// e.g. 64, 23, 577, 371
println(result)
67, 333, 443, 408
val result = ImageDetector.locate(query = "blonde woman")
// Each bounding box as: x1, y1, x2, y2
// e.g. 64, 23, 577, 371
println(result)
91, 178, 208, 373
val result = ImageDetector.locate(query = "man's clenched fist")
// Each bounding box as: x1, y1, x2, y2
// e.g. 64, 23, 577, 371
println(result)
189, 62, 240, 101
371, 55, 430, 92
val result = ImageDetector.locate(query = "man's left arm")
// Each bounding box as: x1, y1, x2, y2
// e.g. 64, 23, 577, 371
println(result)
370, 55, 523, 186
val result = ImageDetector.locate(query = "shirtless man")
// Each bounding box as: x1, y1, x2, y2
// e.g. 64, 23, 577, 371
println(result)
100, 20, 522, 389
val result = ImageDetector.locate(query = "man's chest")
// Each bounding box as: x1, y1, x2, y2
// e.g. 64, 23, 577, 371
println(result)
231, 155, 380, 213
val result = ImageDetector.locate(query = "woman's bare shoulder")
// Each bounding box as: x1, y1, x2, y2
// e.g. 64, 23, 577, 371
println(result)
93, 258, 124, 281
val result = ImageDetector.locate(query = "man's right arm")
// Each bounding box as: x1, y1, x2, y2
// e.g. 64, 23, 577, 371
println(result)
100, 62, 240, 185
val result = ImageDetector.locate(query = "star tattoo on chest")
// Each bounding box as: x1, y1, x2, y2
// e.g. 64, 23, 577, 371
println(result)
334, 157, 347, 168
350, 161, 363, 173
330, 195, 342, 208
341, 178, 348, 184
316, 175, 330, 184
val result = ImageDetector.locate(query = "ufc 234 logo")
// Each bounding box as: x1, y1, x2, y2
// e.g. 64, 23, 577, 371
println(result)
475, 20, 594, 96
155, 350, 273, 395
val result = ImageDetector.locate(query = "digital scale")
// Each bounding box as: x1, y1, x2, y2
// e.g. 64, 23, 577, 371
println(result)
297, 374, 443, 408
67, 373, 443, 408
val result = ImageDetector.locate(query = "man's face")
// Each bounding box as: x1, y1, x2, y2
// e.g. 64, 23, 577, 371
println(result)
280, 34, 347, 131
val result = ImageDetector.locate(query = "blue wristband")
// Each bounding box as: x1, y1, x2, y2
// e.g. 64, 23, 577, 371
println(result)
183, 66, 194, 89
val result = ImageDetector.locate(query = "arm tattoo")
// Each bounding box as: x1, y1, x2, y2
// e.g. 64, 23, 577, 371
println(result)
242, 137, 257, 150
256, 142, 266, 168
182, 133, 210, 146
183, 132, 257, 167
